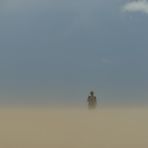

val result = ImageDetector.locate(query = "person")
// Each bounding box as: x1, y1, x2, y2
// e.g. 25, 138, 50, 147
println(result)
87, 91, 97, 109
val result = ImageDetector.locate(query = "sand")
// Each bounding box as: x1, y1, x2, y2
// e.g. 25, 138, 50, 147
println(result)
0, 106, 148, 148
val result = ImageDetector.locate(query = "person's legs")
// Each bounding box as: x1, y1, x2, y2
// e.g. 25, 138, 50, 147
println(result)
88, 103, 96, 110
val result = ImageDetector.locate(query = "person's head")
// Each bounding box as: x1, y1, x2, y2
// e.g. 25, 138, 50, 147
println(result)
90, 91, 94, 96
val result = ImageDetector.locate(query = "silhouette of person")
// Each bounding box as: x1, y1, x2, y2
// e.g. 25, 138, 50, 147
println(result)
87, 91, 97, 109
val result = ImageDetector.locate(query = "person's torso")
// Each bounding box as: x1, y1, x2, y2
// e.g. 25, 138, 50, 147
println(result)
88, 96, 96, 104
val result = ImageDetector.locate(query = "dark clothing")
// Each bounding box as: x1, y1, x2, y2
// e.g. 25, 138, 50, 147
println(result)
87, 96, 97, 109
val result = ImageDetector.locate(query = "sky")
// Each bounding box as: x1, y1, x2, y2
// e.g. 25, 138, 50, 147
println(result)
0, 0, 148, 105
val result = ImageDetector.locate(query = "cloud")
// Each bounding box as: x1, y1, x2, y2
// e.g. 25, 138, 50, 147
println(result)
122, 0, 148, 14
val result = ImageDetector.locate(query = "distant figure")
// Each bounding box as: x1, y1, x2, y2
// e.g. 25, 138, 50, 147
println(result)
87, 91, 97, 109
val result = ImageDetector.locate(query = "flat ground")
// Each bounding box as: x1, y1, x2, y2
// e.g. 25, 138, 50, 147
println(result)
0, 106, 148, 148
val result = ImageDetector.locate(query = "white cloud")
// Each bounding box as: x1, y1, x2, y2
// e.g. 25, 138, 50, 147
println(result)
122, 0, 148, 14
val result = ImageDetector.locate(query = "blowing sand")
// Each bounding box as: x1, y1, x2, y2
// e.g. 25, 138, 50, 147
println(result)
0, 106, 148, 148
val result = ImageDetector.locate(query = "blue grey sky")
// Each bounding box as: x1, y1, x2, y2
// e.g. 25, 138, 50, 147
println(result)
0, 0, 148, 104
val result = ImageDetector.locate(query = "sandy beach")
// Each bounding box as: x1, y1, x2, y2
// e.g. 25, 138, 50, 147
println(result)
0, 106, 148, 148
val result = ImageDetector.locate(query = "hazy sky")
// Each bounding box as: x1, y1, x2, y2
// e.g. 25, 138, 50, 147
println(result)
0, 0, 148, 104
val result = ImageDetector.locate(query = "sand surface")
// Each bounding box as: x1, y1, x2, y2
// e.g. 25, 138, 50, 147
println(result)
0, 106, 148, 148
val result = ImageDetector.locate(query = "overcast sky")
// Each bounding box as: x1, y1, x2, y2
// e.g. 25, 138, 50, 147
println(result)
0, 0, 148, 105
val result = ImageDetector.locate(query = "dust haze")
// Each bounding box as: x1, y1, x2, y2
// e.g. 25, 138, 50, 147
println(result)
0, 105, 148, 148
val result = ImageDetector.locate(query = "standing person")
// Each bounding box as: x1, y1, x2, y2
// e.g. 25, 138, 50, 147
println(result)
87, 91, 97, 109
